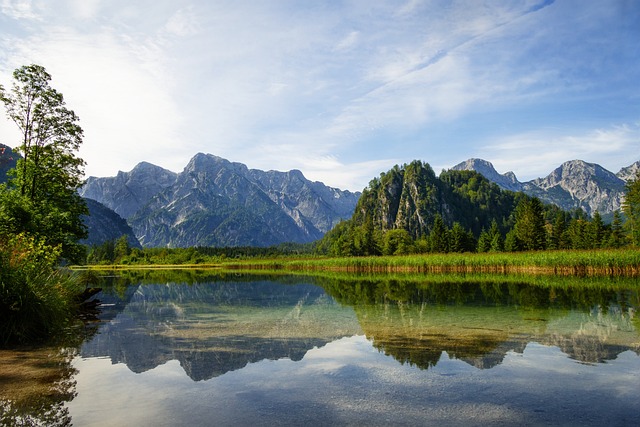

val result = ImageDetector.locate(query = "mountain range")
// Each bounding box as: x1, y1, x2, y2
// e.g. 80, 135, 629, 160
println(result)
1, 142, 638, 248
80, 153, 360, 248
451, 158, 639, 219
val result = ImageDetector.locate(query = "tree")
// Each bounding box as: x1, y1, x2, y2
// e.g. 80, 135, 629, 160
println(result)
512, 197, 547, 251
585, 211, 605, 249
429, 214, 449, 253
607, 210, 626, 248
623, 170, 640, 246
0, 64, 87, 262
383, 229, 414, 255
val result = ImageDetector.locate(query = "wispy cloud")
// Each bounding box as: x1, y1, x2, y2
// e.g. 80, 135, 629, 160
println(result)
1, 0, 40, 21
0, 0, 638, 190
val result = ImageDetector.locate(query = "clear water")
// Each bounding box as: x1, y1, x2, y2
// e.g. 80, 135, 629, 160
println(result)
17, 273, 640, 426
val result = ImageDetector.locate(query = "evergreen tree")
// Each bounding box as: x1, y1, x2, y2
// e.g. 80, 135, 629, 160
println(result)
586, 211, 605, 248
429, 214, 449, 253
504, 229, 520, 252
607, 210, 627, 248
512, 197, 547, 251
487, 219, 503, 252
549, 212, 568, 250
477, 228, 491, 252
623, 170, 640, 246
567, 218, 588, 249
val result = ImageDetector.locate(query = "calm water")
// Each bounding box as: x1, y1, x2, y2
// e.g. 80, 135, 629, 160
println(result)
4, 273, 640, 426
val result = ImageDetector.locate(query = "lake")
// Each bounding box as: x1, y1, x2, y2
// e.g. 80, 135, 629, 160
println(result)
2, 272, 639, 426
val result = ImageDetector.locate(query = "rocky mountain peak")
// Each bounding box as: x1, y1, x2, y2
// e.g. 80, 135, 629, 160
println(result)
617, 161, 640, 182
457, 157, 635, 217
80, 162, 178, 219
451, 158, 522, 191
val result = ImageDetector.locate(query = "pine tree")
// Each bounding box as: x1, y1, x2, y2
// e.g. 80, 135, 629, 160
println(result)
623, 170, 640, 246
429, 214, 449, 253
607, 210, 627, 248
512, 197, 547, 251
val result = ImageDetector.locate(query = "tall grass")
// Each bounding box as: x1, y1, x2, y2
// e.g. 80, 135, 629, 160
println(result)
221, 249, 640, 276
0, 234, 83, 345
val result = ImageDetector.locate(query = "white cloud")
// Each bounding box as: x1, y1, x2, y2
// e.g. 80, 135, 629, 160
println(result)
1, 0, 41, 20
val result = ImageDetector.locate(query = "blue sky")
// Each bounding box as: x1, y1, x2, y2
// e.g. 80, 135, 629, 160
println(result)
0, 0, 638, 191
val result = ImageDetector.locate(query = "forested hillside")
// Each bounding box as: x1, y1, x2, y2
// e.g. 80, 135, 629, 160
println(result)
317, 160, 628, 256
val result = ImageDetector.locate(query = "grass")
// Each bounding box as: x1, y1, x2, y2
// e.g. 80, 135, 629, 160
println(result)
219, 249, 640, 276
76, 248, 640, 277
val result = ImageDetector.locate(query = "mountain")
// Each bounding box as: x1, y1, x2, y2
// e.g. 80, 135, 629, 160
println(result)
80, 161, 178, 219
81, 199, 141, 248
81, 153, 360, 248
617, 161, 640, 182
348, 160, 517, 239
451, 159, 522, 192
451, 158, 638, 217
0, 143, 19, 184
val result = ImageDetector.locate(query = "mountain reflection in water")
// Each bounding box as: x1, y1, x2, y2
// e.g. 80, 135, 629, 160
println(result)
80, 274, 640, 379
54, 273, 640, 426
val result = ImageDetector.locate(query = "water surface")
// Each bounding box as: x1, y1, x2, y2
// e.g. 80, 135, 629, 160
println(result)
5, 272, 640, 426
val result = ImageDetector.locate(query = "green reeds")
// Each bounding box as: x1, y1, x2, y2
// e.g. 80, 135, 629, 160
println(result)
221, 249, 640, 276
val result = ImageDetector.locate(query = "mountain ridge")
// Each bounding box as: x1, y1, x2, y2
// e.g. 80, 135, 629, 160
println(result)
81, 152, 361, 248
451, 158, 639, 217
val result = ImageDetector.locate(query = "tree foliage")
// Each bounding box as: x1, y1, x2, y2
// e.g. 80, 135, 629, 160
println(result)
0, 64, 87, 262
623, 170, 640, 246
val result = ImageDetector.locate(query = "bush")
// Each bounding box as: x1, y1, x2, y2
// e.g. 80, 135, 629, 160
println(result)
0, 233, 82, 345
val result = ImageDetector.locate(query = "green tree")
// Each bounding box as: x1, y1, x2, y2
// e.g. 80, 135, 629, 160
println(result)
0, 64, 88, 262
549, 212, 569, 250
429, 214, 449, 253
623, 170, 640, 246
512, 197, 547, 251
449, 222, 475, 253
383, 229, 414, 255
607, 210, 626, 248
114, 235, 131, 262
477, 228, 491, 252
586, 211, 605, 249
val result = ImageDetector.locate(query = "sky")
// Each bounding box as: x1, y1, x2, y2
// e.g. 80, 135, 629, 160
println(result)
0, 0, 639, 191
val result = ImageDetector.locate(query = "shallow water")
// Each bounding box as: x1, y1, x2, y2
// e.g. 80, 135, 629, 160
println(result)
4, 273, 640, 426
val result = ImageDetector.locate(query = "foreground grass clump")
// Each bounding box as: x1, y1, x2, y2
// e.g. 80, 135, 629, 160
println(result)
0, 234, 83, 345
221, 249, 640, 276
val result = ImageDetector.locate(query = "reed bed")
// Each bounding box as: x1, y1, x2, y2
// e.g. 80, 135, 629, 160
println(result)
221, 249, 640, 277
